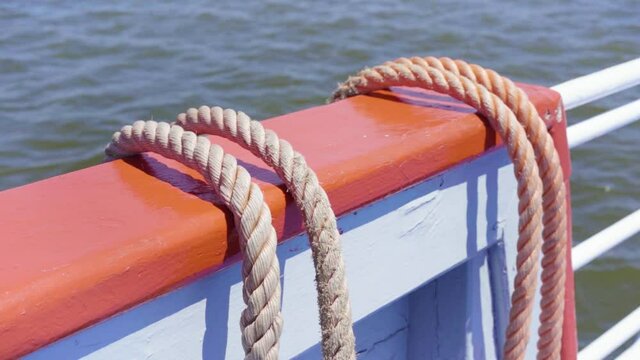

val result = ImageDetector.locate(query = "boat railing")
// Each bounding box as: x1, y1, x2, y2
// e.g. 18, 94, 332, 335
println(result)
552, 57, 640, 360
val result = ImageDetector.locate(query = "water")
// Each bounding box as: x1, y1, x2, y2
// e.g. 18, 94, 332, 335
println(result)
1, 0, 638, 351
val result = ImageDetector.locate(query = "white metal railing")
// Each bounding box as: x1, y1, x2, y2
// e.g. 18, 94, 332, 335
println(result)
577, 307, 640, 360
572, 209, 640, 271
552, 57, 640, 110
567, 99, 640, 148
618, 336, 640, 359
552, 57, 640, 359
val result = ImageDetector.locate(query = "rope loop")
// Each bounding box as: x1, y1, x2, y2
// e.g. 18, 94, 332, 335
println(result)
331, 58, 565, 360
387, 57, 568, 360
106, 121, 283, 360
175, 106, 357, 360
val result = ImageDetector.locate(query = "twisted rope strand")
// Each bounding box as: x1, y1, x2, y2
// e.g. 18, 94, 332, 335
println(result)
105, 121, 283, 360
331, 62, 545, 360
103, 55, 564, 359
175, 107, 356, 359
390, 56, 567, 360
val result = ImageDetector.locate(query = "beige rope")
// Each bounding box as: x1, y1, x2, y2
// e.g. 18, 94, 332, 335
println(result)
391, 57, 567, 360
103, 55, 565, 360
175, 106, 356, 360
105, 121, 283, 360
331, 61, 545, 360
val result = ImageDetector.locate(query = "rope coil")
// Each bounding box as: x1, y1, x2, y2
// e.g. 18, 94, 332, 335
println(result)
174, 106, 357, 360
105, 121, 283, 360
105, 115, 357, 359
331, 57, 566, 360
393, 57, 567, 360
104, 55, 567, 360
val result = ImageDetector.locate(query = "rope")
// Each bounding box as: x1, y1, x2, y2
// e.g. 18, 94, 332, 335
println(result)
174, 106, 357, 360
390, 57, 567, 360
105, 121, 283, 360
331, 61, 547, 360
103, 56, 566, 360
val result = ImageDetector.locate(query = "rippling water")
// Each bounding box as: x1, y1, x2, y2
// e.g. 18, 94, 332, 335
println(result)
1, 0, 638, 351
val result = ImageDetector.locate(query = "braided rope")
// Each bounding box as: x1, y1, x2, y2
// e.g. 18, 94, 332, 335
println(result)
174, 106, 356, 360
105, 121, 283, 360
331, 62, 545, 360
392, 57, 567, 360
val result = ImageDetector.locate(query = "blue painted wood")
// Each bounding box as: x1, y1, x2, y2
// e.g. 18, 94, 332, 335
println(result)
407, 249, 504, 359
407, 280, 438, 359
488, 241, 510, 356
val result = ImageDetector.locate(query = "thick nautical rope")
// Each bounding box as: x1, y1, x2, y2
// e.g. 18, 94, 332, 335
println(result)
174, 106, 357, 360
391, 57, 568, 360
331, 62, 545, 360
105, 121, 283, 360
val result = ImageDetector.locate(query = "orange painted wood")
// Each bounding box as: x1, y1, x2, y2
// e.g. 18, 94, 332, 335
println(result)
0, 84, 564, 359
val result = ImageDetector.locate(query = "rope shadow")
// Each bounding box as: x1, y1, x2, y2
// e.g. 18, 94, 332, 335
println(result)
365, 89, 477, 114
